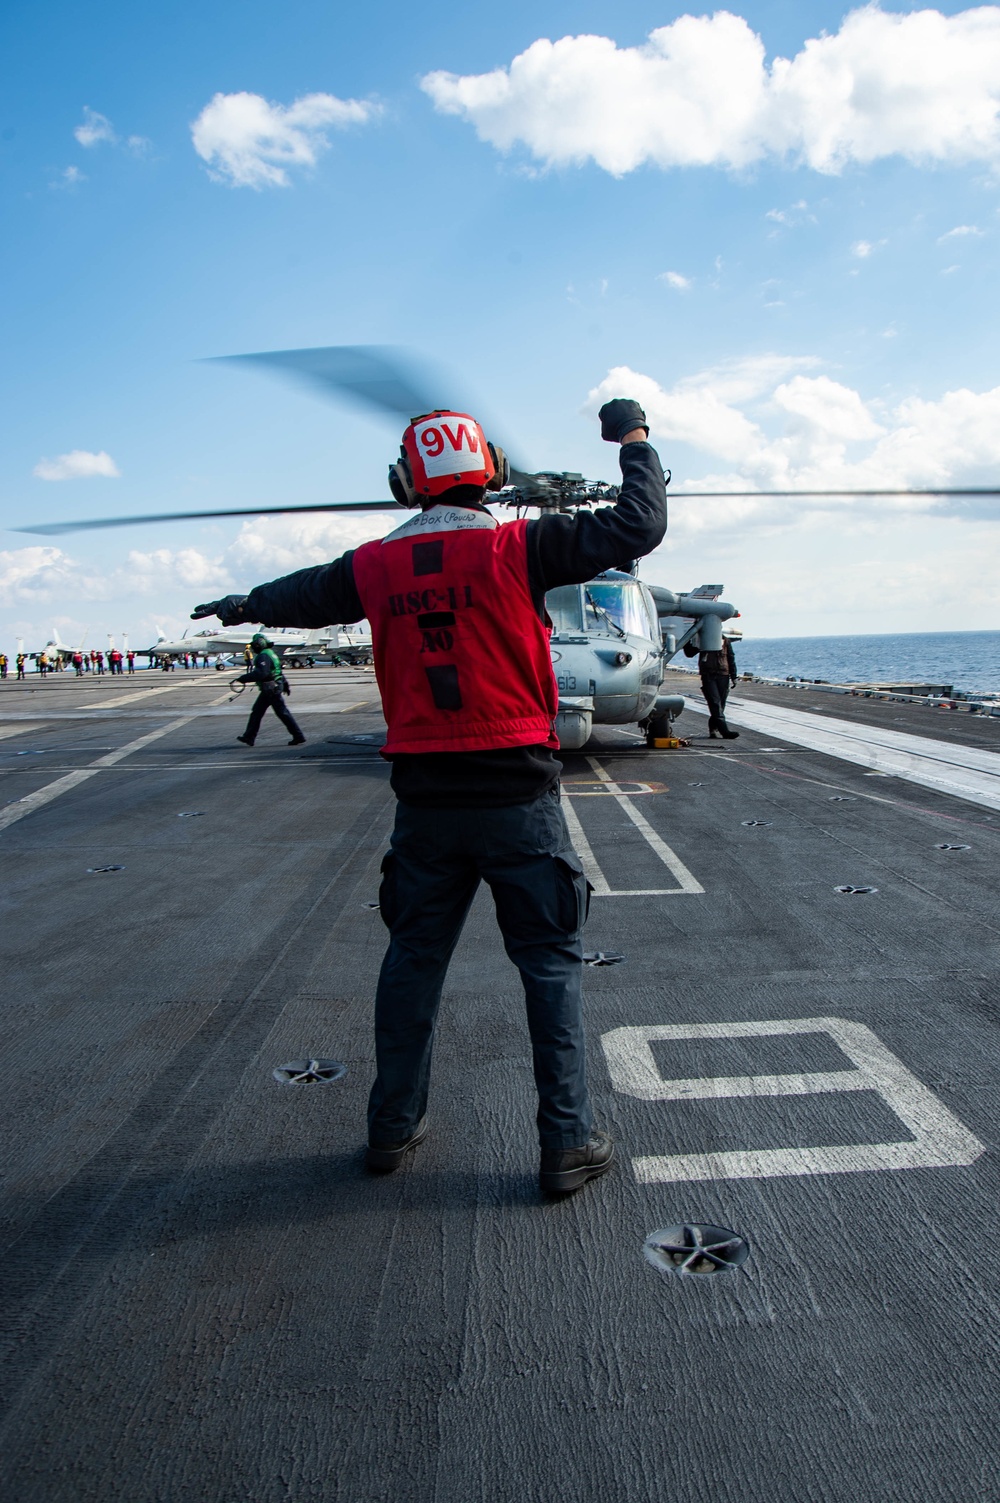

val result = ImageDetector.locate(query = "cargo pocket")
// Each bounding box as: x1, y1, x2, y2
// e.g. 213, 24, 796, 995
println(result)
554, 852, 591, 936
377, 851, 397, 930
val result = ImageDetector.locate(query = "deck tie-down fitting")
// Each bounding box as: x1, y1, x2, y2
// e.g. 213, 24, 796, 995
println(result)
273, 1059, 348, 1085
644, 1224, 750, 1276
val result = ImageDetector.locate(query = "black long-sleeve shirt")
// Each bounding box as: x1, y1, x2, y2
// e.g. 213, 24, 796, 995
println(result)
244, 441, 667, 806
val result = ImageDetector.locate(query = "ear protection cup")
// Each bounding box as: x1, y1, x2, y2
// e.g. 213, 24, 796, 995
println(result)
485, 443, 509, 492
388, 452, 419, 508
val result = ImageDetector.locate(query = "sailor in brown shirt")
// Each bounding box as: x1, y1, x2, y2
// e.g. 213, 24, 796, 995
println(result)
685, 635, 739, 739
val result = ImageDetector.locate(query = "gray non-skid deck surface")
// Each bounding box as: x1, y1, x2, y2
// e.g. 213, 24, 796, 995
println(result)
2, 669, 999, 1501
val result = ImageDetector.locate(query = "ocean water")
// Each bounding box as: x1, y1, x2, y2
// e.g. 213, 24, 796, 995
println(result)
725, 631, 1000, 695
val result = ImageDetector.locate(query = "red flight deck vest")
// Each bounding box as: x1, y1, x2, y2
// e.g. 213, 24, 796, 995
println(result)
352, 506, 559, 755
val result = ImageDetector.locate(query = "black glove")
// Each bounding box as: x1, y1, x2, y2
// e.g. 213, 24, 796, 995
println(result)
191, 594, 249, 626
598, 399, 649, 444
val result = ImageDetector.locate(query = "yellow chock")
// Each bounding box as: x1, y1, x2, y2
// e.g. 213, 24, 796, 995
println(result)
650, 736, 684, 749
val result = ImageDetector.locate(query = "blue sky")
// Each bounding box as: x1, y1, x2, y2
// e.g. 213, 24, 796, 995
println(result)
3, 0, 999, 656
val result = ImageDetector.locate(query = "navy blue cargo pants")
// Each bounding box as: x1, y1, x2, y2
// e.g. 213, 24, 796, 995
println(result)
701, 672, 733, 733
368, 787, 593, 1151
242, 687, 304, 744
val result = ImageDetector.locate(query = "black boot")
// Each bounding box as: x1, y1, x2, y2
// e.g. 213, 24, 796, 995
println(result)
539, 1132, 615, 1194
719, 721, 739, 739
366, 1117, 428, 1173
237, 734, 254, 746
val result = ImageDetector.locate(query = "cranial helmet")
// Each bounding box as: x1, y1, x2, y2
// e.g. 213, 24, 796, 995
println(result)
251, 633, 270, 651
388, 410, 509, 508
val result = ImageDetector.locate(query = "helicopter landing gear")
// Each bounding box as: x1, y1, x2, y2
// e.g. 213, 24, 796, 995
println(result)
642, 694, 687, 748
644, 712, 672, 745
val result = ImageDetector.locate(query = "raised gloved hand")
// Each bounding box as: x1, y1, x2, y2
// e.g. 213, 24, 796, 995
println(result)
598, 399, 649, 444
191, 594, 249, 626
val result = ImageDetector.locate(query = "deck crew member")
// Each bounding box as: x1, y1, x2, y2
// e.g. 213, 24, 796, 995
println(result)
234, 634, 306, 748
0, 652, 7, 680
16, 652, 26, 680
192, 398, 666, 1194
127, 650, 136, 673
686, 634, 739, 739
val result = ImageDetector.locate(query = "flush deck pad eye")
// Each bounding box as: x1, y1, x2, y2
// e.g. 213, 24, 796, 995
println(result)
644, 1224, 750, 1277
273, 1059, 348, 1086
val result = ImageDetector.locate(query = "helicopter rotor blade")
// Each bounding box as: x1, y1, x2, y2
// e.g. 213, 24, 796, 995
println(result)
212, 344, 534, 480
212, 345, 441, 424
14, 500, 402, 538
18, 484, 999, 539
667, 486, 1000, 499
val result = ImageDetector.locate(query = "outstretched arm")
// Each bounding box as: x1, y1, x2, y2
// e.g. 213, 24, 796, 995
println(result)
192, 552, 364, 629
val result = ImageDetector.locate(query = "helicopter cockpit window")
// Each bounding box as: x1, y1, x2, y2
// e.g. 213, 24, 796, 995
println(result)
584, 582, 653, 639
546, 585, 585, 634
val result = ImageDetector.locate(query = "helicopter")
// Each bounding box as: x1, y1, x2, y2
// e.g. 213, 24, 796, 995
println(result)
17, 345, 999, 748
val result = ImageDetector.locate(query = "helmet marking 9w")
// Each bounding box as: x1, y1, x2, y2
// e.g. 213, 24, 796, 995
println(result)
389, 411, 509, 507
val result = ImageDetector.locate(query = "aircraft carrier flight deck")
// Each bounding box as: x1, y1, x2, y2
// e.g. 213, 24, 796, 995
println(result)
2, 665, 999, 1501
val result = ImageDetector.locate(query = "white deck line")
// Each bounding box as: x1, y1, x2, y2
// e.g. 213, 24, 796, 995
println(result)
0, 692, 231, 835
87, 683, 195, 708
0, 724, 43, 741
559, 793, 611, 895
560, 760, 704, 897
0, 700, 373, 721
685, 698, 1000, 812
0, 718, 199, 833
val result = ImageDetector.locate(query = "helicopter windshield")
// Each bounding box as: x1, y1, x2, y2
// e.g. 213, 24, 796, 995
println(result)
546, 585, 585, 634
584, 581, 654, 639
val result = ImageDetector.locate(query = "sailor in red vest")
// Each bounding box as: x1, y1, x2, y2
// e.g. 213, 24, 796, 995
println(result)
192, 398, 666, 1193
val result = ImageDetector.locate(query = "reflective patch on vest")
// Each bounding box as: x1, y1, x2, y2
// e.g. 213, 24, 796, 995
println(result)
425, 665, 462, 710
412, 540, 444, 576
382, 505, 498, 543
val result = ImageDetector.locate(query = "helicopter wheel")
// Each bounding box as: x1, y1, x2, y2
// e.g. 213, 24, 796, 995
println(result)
645, 713, 673, 746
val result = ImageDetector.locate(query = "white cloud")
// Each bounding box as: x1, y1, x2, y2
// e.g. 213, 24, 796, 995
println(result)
422, 6, 1000, 175
0, 548, 83, 603
765, 199, 815, 227
74, 107, 117, 148
123, 547, 231, 593
584, 359, 1000, 531
33, 450, 121, 481
852, 239, 874, 258
226, 511, 397, 576
659, 270, 691, 290
0, 513, 397, 624
941, 263, 961, 274
191, 90, 378, 188
51, 165, 86, 189
0, 543, 230, 606
938, 223, 984, 240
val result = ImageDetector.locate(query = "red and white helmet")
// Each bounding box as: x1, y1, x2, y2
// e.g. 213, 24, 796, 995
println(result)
389, 410, 508, 507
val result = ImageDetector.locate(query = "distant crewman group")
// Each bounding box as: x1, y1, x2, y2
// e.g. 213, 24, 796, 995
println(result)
0, 647, 226, 677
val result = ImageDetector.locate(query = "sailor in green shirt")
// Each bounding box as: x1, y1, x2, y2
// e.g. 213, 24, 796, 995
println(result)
236, 633, 306, 748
